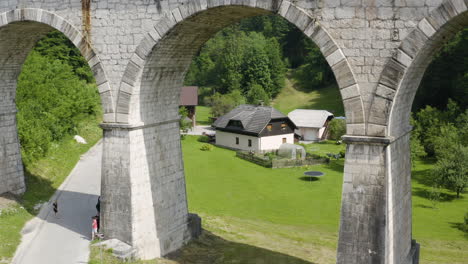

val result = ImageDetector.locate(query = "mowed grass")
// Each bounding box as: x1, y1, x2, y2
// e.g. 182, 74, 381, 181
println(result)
184, 136, 344, 233
90, 136, 467, 263
0, 117, 102, 261
411, 159, 468, 263
272, 73, 344, 116
196, 106, 212, 126
303, 140, 345, 156
183, 137, 467, 263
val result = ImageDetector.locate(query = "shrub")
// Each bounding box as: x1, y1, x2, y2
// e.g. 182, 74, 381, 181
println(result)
462, 211, 468, 233
339, 150, 346, 158
328, 119, 346, 140
200, 144, 213, 151
264, 152, 276, 161
198, 136, 211, 143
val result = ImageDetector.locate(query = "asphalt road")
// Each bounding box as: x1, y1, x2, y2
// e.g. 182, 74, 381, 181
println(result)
12, 142, 102, 264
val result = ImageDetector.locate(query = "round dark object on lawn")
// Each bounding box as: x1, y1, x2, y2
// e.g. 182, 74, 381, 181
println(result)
304, 171, 325, 177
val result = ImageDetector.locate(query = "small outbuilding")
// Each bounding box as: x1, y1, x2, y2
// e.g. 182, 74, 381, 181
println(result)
288, 109, 334, 142
277, 143, 306, 160
179, 86, 198, 127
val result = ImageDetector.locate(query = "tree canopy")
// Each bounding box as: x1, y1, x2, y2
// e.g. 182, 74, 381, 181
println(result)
17, 31, 100, 163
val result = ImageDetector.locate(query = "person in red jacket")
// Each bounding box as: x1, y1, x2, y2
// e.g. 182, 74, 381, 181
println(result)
91, 216, 98, 240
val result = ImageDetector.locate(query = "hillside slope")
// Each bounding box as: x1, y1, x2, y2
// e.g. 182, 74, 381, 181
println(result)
272, 72, 344, 116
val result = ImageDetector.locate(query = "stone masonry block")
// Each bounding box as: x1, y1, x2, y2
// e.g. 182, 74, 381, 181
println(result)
379, 58, 406, 89
393, 49, 413, 67
368, 96, 392, 125
284, 5, 313, 31
400, 28, 428, 58
418, 18, 437, 38
426, 3, 453, 30
340, 84, 360, 100
278, 1, 291, 18
326, 49, 345, 67
332, 59, 356, 89
375, 83, 396, 100
343, 97, 365, 124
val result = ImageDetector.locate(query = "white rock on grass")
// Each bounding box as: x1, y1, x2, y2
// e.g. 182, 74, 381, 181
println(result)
33, 202, 45, 211
74, 135, 87, 144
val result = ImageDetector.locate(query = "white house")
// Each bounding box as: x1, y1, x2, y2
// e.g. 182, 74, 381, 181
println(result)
288, 109, 334, 142
213, 105, 296, 152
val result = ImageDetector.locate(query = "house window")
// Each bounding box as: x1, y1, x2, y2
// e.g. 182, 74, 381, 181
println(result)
248, 139, 252, 147
282, 137, 287, 144
267, 124, 273, 131
236, 137, 239, 145
281, 123, 287, 130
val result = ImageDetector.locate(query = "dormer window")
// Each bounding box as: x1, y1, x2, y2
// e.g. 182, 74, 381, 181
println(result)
228, 120, 243, 128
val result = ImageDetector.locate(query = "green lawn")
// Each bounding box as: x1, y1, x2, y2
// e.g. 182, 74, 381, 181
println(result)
183, 137, 467, 263
0, 117, 102, 261
89, 136, 467, 263
272, 73, 344, 116
196, 106, 212, 126
302, 140, 346, 156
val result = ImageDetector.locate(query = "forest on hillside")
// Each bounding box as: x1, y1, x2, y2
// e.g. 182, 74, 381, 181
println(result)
184, 15, 335, 116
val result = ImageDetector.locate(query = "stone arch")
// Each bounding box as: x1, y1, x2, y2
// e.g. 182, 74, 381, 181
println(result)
0, 8, 115, 121
367, 0, 468, 137
0, 8, 114, 194
114, 0, 365, 134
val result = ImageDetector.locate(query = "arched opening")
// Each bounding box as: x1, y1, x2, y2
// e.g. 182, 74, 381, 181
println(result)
109, 1, 361, 260
367, 1, 468, 263
0, 9, 111, 262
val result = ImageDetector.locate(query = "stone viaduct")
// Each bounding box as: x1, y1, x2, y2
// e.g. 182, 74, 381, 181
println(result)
0, 0, 466, 263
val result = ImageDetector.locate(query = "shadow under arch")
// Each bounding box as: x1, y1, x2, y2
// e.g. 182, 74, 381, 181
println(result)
0, 8, 115, 121
367, 0, 468, 137
114, 0, 366, 135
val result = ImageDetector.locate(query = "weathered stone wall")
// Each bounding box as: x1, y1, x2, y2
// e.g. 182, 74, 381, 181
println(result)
387, 132, 413, 264
0, 111, 24, 195
101, 120, 191, 259
337, 138, 387, 263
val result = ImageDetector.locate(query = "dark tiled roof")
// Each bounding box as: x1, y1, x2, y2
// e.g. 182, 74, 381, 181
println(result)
180, 86, 198, 106
213, 104, 287, 135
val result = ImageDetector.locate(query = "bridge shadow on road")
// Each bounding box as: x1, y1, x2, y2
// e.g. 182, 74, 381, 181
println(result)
21, 168, 100, 240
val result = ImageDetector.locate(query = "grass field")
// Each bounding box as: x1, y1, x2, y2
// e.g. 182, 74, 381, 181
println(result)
90, 136, 467, 263
272, 72, 344, 116
196, 106, 212, 126
0, 117, 102, 262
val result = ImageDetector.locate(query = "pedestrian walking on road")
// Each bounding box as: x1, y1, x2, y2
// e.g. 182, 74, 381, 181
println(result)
52, 201, 58, 218
92, 216, 98, 240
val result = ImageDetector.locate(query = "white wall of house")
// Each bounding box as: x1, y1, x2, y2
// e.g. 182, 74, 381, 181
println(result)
215, 131, 259, 151
318, 127, 326, 139
259, 134, 294, 151
295, 127, 320, 141
215, 131, 294, 152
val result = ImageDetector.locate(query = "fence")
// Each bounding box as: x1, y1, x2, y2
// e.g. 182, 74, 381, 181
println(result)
236, 151, 329, 169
